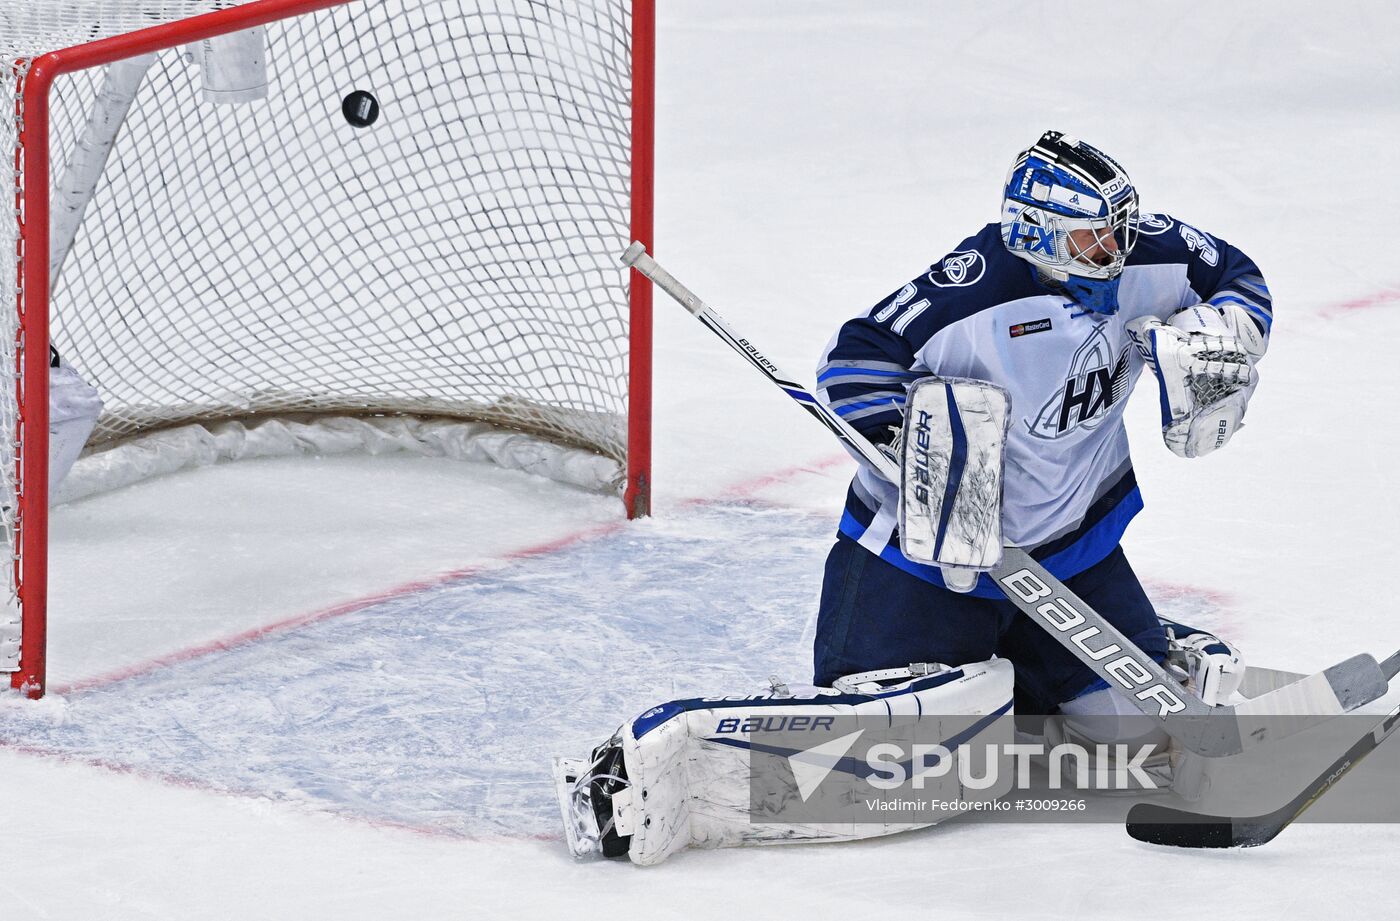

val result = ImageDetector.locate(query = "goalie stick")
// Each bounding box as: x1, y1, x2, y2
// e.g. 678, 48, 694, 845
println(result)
622, 242, 1395, 759
1127, 651, 1400, 848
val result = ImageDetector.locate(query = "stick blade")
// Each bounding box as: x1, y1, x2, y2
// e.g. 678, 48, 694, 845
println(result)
1126, 802, 1238, 848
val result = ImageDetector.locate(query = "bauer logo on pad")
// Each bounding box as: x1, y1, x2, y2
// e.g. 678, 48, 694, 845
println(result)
1010, 318, 1052, 338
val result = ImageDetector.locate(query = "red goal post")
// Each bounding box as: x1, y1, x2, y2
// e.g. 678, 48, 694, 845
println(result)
4, 0, 655, 698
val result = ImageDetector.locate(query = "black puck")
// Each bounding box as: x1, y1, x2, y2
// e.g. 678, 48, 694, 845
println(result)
342, 90, 380, 128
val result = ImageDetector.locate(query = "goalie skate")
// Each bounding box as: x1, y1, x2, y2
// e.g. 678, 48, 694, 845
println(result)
552, 737, 632, 860
552, 756, 599, 859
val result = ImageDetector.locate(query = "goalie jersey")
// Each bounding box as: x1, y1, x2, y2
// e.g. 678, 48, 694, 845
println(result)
817, 214, 1271, 597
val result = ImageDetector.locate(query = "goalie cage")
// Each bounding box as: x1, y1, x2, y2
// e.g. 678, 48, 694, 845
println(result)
0, 0, 656, 697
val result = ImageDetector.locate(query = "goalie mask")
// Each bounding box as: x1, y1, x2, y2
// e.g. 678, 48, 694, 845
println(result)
1001, 131, 1139, 314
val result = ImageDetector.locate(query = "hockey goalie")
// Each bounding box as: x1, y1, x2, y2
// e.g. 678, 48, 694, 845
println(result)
555, 131, 1394, 863
555, 378, 1257, 866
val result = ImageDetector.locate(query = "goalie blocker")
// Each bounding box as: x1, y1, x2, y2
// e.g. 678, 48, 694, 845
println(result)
897, 377, 1011, 593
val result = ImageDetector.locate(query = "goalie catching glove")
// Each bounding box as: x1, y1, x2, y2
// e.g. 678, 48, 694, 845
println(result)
1129, 305, 1260, 459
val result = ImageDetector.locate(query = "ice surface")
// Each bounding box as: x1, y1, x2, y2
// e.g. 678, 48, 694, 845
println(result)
8, 504, 830, 838
1, 499, 1255, 842
7, 1, 1400, 918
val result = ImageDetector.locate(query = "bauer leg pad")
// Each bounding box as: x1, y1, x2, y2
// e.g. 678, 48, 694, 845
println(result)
554, 659, 1015, 866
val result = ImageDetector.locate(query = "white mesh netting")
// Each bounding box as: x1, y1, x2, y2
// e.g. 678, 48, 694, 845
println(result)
2, 3, 236, 56
0, 0, 637, 671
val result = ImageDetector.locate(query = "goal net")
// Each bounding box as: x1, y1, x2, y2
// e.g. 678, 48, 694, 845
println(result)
1, 0, 654, 696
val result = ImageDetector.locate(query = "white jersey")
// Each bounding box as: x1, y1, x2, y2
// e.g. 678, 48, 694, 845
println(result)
817, 215, 1272, 596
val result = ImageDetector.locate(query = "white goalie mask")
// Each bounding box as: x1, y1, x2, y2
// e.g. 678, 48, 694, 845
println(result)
1000, 131, 1139, 313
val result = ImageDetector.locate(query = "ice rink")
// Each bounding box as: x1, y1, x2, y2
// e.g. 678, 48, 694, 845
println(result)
6, 2, 1400, 918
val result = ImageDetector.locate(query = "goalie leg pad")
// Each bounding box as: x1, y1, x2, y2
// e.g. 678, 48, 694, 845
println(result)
898, 377, 1011, 589
556, 659, 1015, 866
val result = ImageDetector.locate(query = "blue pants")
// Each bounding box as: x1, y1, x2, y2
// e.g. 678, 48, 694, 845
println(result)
813, 536, 1167, 714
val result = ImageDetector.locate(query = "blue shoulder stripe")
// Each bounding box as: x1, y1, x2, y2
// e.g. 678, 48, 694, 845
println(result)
833, 395, 906, 420
1209, 293, 1273, 331
817, 365, 922, 385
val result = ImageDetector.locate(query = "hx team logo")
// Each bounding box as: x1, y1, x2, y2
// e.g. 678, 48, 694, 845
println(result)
1007, 221, 1055, 257
1027, 323, 1132, 439
928, 250, 986, 288
1010, 318, 1052, 338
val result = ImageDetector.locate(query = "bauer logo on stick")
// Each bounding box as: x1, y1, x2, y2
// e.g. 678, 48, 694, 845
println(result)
997, 567, 1188, 718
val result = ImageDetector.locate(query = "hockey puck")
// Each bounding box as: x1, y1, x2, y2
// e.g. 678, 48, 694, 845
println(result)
342, 90, 380, 128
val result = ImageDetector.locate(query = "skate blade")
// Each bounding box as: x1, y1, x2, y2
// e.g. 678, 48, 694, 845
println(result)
552, 756, 603, 860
